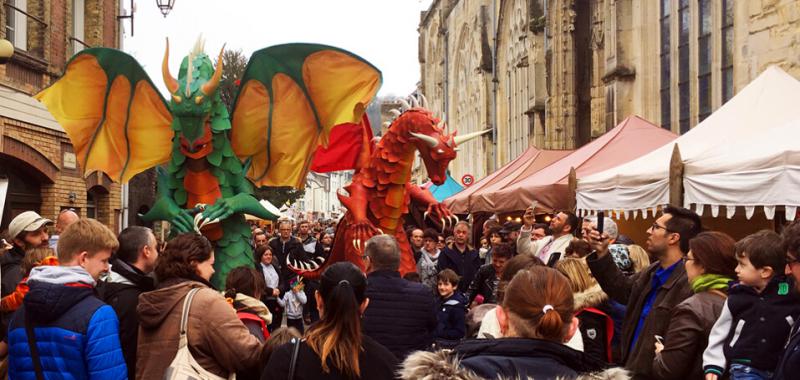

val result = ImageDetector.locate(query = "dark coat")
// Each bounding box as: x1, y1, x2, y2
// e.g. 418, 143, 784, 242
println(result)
363, 270, 437, 360
775, 320, 800, 380
438, 245, 482, 293
574, 284, 615, 365
96, 257, 156, 380
400, 345, 628, 380
466, 264, 498, 305
702, 276, 800, 375
268, 236, 302, 281
435, 292, 467, 345
587, 252, 692, 379
651, 290, 725, 380
454, 338, 607, 380
261, 335, 398, 380
0, 245, 24, 297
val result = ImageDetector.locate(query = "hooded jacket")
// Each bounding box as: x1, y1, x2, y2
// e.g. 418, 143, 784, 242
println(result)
435, 291, 467, 346
8, 265, 127, 380
399, 338, 628, 380
96, 257, 155, 380
136, 279, 268, 379
573, 284, 614, 364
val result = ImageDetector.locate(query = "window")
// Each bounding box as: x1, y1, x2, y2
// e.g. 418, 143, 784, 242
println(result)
698, 0, 712, 122
73, 0, 85, 55
678, 0, 690, 134
86, 191, 96, 219
659, 0, 671, 130
721, 0, 734, 102
5, 0, 27, 50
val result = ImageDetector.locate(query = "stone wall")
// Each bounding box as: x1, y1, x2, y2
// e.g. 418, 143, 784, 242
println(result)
419, 0, 800, 185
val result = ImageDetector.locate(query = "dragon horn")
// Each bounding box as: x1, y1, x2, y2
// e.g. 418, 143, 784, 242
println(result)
162, 38, 178, 94
201, 44, 226, 96
410, 96, 419, 108
398, 98, 411, 111
419, 93, 428, 108
409, 132, 438, 148
453, 129, 491, 146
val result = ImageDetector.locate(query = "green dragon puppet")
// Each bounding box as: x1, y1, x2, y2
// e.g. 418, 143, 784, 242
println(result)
37, 39, 382, 287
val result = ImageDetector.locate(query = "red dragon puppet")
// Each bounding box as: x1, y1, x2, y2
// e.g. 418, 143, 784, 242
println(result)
287, 95, 488, 277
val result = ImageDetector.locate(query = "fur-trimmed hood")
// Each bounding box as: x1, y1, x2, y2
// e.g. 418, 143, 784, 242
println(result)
573, 284, 608, 310
399, 349, 629, 380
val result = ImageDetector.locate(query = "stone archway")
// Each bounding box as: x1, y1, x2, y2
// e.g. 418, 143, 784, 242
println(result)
0, 152, 52, 230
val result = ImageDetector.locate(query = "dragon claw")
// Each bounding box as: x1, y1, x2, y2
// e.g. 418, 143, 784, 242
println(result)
376, 228, 384, 235
423, 211, 429, 221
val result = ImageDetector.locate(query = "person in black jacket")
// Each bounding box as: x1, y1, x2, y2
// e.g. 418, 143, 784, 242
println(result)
255, 245, 284, 332
466, 242, 512, 306
262, 262, 397, 380
268, 220, 302, 281
2, 211, 52, 297
400, 266, 615, 380
438, 221, 481, 294
434, 269, 466, 349
363, 235, 437, 360
96, 226, 157, 380
776, 220, 800, 380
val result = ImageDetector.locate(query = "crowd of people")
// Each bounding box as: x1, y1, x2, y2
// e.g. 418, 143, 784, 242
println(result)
1, 205, 800, 379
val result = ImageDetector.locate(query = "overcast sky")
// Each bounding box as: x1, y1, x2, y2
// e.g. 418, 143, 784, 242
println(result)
123, 0, 434, 97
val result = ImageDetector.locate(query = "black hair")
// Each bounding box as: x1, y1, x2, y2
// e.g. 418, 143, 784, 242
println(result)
663, 205, 703, 254
116, 226, 153, 264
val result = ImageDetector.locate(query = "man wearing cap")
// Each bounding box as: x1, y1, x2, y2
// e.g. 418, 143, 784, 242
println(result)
2, 211, 52, 297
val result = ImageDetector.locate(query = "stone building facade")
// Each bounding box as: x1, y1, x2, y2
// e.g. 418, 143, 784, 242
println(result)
419, 0, 800, 183
0, 0, 123, 232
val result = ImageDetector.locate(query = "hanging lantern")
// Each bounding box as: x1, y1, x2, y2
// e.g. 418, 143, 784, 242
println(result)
156, 0, 176, 17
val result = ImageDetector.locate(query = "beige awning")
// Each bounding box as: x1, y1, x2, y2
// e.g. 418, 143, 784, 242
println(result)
0, 85, 61, 131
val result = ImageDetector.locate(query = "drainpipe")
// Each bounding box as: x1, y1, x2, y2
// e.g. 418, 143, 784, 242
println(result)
491, 0, 499, 171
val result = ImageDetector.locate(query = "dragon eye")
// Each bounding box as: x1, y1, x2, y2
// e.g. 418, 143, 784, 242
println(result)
172, 95, 182, 104
195, 95, 204, 104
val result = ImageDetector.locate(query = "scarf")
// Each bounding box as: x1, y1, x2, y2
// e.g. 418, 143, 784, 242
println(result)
691, 273, 733, 294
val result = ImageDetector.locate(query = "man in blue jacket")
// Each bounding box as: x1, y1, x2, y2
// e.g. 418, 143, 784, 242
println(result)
8, 218, 127, 380
363, 235, 437, 360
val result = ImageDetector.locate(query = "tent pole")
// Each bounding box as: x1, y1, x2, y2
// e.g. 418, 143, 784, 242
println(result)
669, 144, 684, 207
568, 167, 577, 212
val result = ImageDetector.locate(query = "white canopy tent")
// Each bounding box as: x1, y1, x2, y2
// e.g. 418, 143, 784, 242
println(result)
576, 66, 800, 218
684, 117, 800, 221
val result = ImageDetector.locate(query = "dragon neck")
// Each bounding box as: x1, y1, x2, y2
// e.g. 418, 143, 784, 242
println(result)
366, 127, 417, 186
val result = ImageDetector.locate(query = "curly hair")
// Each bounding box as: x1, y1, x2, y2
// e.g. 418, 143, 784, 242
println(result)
154, 233, 213, 282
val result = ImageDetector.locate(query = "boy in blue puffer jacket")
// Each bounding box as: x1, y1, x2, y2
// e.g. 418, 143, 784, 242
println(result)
7, 219, 127, 380
435, 269, 467, 349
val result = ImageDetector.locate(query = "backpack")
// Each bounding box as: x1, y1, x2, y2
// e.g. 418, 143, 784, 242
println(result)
163, 288, 235, 380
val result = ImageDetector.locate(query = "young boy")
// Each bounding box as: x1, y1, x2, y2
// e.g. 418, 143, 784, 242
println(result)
434, 269, 467, 349
7, 219, 127, 379
278, 276, 307, 334
703, 230, 800, 380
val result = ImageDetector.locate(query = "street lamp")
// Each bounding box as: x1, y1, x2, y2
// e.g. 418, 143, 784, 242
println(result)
156, 0, 176, 17
0, 39, 13, 64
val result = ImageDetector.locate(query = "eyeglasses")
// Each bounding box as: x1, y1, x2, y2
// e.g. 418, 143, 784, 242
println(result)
650, 223, 673, 233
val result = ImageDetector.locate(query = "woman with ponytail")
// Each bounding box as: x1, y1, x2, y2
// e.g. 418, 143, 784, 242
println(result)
261, 262, 397, 380
652, 231, 737, 379
401, 266, 624, 380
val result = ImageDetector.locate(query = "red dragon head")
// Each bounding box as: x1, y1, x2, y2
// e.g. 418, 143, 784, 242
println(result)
396, 96, 490, 185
